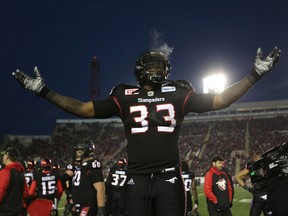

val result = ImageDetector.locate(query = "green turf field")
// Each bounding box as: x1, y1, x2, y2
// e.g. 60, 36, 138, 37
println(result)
57, 186, 259, 215
197, 186, 254, 216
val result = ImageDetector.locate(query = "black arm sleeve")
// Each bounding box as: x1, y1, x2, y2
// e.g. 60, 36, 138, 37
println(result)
184, 93, 215, 114
92, 97, 120, 118
61, 173, 72, 190
89, 168, 104, 183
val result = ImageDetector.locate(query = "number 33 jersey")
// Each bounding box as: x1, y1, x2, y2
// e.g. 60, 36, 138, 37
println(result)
106, 81, 214, 175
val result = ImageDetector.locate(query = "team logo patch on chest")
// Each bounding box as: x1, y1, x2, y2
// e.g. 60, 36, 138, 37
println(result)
161, 86, 176, 92
147, 91, 154, 97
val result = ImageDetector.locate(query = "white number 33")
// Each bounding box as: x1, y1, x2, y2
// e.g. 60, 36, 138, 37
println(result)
130, 103, 176, 134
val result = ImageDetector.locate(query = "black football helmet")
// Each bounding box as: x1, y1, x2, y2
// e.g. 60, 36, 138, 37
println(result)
74, 142, 95, 162
40, 158, 52, 170
135, 51, 171, 87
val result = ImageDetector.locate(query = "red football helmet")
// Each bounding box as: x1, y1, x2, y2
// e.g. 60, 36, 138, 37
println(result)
40, 158, 51, 170
27, 159, 35, 170
117, 158, 127, 168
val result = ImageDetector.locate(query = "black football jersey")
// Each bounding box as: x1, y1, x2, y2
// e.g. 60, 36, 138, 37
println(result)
94, 81, 214, 174
33, 170, 61, 200
181, 171, 194, 193
106, 166, 127, 193
24, 170, 36, 188
71, 158, 104, 206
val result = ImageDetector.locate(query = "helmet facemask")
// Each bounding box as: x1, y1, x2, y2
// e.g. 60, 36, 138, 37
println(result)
135, 51, 171, 87
75, 149, 85, 162
74, 143, 95, 163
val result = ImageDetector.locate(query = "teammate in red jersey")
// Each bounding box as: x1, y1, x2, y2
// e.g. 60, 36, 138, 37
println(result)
13, 47, 281, 216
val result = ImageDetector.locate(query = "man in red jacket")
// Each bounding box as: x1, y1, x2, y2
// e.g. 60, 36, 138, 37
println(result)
0, 147, 29, 216
204, 156, 233, 216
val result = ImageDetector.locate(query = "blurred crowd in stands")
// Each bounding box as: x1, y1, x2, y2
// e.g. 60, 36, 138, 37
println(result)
2, 115, 288, 178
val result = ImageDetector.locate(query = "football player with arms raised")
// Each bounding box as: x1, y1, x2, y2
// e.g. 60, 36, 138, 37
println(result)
13, 47, 281, 216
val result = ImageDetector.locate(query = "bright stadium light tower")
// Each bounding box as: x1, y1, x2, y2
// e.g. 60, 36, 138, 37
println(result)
203, 73, 226, 93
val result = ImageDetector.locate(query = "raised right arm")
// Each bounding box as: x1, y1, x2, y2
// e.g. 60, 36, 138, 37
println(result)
12, 67, 95, 118
44, 90, 95, 118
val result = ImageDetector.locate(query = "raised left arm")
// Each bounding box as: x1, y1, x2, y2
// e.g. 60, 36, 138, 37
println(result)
213, 47, 281, 110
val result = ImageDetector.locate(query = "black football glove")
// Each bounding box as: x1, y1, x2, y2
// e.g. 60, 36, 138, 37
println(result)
12, 66, 47, 96
62, 203, 73, 216
251, 47, 281, 80
96, 207, 105, 216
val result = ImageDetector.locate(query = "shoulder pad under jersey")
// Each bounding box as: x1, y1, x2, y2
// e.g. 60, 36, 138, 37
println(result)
66, 164, 75, 171
175, 80, 195, 91
109, 84, 140, 97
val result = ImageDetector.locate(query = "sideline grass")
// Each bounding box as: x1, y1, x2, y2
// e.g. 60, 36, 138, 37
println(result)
197, 186, 253, 216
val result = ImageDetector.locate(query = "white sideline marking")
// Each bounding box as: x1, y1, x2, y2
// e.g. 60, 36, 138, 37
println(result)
238, 199, 252, 203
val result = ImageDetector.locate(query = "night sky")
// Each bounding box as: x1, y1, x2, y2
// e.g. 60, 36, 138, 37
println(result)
1, 0, 288, 137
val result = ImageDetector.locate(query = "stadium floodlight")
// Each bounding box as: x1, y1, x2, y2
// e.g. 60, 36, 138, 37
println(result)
203, 74, 226, 93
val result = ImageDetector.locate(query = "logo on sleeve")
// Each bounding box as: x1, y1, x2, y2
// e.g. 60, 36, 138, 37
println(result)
161, 86, 176, 92
125, 88, 139, 95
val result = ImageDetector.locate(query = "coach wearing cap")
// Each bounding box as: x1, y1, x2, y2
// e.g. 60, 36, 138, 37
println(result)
0, 147, 29, 216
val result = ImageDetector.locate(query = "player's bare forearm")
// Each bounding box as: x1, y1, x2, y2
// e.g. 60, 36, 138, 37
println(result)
235, 168, 249, 186
45, 90, 94, 117
94, 182, 105, 207
213, 74, 256, 110
192, 179, 198, 199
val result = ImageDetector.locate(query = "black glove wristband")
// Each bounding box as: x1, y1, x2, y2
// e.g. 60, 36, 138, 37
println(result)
39, 86, 50, 98
250, 69, 262, 81
97, 207, 105, 216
